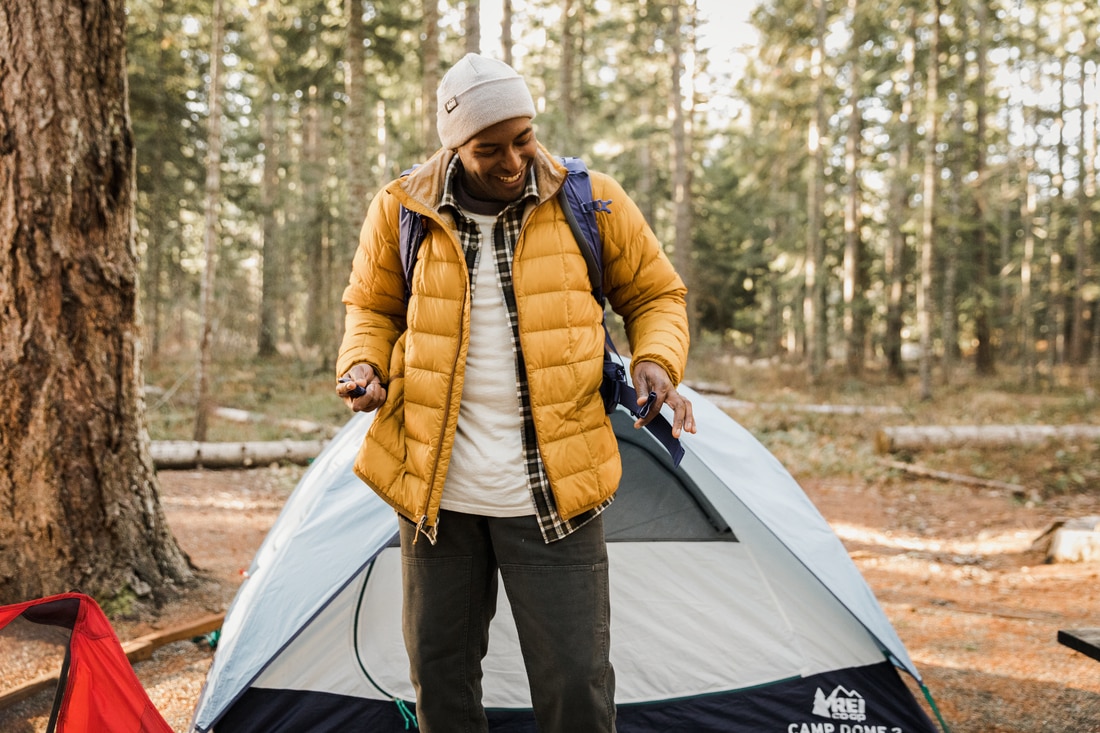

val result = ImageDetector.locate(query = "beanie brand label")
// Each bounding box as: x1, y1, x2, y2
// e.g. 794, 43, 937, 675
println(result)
445, 96, 459, 113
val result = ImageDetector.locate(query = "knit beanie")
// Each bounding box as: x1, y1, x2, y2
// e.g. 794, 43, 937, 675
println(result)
436, 54, 537, 149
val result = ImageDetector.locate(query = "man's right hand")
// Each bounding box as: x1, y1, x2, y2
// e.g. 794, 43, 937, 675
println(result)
337, 364, 387, 413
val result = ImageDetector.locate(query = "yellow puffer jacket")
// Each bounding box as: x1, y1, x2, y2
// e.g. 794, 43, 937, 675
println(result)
337, 146, 688, 537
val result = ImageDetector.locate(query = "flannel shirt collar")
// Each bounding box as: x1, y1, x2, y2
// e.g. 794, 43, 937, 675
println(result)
439, 156, 540, 216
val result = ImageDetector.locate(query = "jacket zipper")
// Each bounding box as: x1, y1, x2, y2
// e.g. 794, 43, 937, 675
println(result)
413, 228, 468, 545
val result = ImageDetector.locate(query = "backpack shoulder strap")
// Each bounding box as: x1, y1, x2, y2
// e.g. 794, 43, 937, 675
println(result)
557, 156, 612, 305
398, 206, 425, 304
559, 158, 683, 465
397, 166, 426, 304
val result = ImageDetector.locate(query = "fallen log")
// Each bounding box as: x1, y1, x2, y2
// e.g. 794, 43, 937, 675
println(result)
121, 612, 225, 662
150, 439, 326, 469
876, 458, 1028, 496
1032, 517, 1100, 563
875, 424, 1100, 454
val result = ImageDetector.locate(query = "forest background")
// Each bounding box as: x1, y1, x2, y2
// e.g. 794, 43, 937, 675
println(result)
3, 1, 1100, 730
3, 0, 1100, 634
128, 0, 1100, 404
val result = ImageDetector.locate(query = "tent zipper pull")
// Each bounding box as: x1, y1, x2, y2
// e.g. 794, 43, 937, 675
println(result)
394, 697, 419, 729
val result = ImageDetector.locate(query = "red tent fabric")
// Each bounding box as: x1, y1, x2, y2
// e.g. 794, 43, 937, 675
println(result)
0, 592, 172, 733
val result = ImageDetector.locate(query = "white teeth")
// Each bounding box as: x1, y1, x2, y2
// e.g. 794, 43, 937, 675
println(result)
498, 172, 522, 183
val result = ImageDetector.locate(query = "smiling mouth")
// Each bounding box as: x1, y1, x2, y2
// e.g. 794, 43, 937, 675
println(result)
497, 171, 523, 184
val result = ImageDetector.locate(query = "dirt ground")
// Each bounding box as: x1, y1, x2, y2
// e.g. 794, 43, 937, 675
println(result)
3, 456, 1100, 732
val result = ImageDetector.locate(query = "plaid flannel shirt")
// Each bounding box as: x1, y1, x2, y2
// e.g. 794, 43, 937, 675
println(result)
438, 157, 612, 543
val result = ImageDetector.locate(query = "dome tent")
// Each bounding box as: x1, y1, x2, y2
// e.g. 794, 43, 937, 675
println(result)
190, 382, 945, 732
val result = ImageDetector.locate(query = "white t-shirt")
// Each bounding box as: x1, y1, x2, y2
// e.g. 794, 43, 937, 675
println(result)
440, 211, 534, 516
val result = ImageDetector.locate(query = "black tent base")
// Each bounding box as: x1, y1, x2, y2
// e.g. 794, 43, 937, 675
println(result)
213, 660, 938, 733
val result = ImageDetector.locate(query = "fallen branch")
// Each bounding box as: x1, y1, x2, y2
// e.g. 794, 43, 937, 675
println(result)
213, 407, 340, 438
151, 440, 326, 469
700, 393, 904, 415
875, 424, 1100, 454
876, 458, 1028, 496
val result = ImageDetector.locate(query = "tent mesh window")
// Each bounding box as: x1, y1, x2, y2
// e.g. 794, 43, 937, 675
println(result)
604, 412, 735, 542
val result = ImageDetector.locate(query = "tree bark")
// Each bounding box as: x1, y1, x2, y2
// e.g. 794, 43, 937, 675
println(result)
421, 0, 440, 155
257, 4, 281, 358
303, 84, 329, 352
669, 0, 696, 342
1070, 2, 1097, 367
917, 1, 941, 401
142, 0, 172, 360
561, 0, 576, 136
501, 0, 514, 66
842, 0, 865, 376
464, 0, 481, 55
972, 0, 995, 376
884, 9, 916, 381
0, 0, 192, 603
942, 0, 967, 386
1046, 4, 1068, 371
805, 0, 828, 380
194, 0, 226, 442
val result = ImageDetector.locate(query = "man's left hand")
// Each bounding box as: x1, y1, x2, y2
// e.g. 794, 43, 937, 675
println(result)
630, 361, 696, 438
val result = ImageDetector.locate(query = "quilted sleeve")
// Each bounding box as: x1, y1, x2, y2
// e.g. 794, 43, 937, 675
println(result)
336, 187, 409, 382
592, 171, 690, 386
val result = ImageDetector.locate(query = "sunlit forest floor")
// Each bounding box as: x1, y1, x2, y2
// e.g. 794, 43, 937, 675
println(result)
3, 349, 1099, 732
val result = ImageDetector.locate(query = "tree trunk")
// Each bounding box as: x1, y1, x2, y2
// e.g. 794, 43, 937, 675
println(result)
502, 0, 514, 66
465, 0, 481, 55
421, 0, 440, 155
1020, 152, 1038, 386
669, 0, 696, 342
884, 10, 916, 382
1069, 26, 1092, 365
1046, 4, 1068, 371
561, 0, 576, 139
257, 5, 280, 359
0, 0, 192, 603
842, 0, 865, 376
258, 92, 280, 358
304, 85, 328, 351
142, 0, 172, 360
942, 1, 967, 386
972, 0, 995, 376
805, 0, 828, 380
194, 0, 226, 442
1078, 14, 1098, 369
917, 0, 941, 401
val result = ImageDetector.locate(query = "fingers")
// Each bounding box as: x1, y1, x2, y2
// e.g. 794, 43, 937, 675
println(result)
630, 361, 696, 437
337, 365, 387, 413
633, 388, 695, 437
669, 394, 696, 438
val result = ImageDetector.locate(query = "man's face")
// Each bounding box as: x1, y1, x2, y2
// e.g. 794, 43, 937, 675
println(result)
454, 117, 537, 202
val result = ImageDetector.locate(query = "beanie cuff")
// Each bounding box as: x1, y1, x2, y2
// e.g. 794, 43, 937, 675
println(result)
436, 57, 536, 149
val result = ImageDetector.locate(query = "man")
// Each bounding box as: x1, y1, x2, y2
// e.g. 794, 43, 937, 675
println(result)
336, 53, 694, 733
